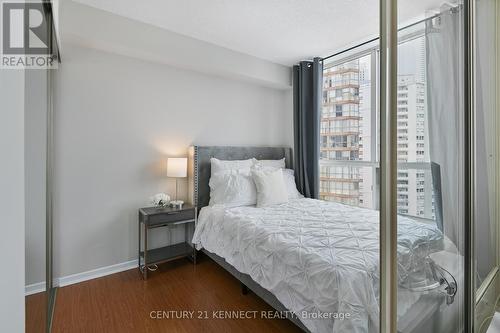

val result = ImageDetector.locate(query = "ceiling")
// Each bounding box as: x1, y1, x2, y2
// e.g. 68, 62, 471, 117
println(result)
72, 0, 443, 66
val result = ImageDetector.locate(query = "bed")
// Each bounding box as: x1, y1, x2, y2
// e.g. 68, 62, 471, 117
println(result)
187, 146, 461, 333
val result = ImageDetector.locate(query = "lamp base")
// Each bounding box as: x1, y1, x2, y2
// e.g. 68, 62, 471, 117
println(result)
170, 200, 184, 209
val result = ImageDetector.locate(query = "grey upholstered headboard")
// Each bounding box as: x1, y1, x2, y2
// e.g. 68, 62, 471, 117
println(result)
188, 146, 293, 210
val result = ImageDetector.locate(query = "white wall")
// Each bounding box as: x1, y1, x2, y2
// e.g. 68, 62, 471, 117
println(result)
0, 70, 25, 331
53, 44, 293, 278
60, 0, 291, 90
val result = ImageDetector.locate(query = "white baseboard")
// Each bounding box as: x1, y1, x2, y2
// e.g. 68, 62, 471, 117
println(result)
25, 259, 138, 296
25, 281, 46, 296
57, 259, 138, 287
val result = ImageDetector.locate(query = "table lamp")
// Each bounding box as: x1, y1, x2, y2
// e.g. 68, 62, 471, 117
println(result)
167, 157, 187, 208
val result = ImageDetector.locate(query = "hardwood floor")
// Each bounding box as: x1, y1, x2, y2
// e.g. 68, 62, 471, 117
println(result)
48, 254, 302, 333
26, 291, 47, 333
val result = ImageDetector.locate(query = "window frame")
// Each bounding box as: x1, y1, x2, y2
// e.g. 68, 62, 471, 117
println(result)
320, 24, 436, 221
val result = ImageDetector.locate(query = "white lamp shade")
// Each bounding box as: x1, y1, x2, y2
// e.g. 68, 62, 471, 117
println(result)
167, 157, 187, 178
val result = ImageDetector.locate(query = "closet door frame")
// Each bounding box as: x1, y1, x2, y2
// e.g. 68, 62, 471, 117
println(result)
464, 0, 476, 331
379, 0, 398, 331
42, 1, 60, 331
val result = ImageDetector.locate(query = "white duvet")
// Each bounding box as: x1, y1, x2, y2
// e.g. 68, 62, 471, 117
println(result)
192, 198, 443, 333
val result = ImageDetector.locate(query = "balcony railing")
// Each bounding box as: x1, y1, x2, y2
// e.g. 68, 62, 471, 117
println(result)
323, 68, 359, 76
323, 82, 359, 90
320, 159, 432, 169
320, 146, 360, 151
320, 130, 359, 136
319, 192, 360, 199
321, 114, 361, 120
320, 176, 362, 182
323, 99, 360, 106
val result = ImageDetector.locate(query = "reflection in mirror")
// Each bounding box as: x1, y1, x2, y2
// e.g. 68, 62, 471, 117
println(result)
474, 0, 499, 331
474, 0, 497, 290
396, 3, 465, 332
321, 4, 467, 329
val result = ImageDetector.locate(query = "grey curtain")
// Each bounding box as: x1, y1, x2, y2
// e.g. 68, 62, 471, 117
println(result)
425, 5, 464, 252
293, 58, 322, 198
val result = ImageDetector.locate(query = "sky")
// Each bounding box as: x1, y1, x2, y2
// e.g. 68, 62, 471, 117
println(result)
398, 36, 426, 83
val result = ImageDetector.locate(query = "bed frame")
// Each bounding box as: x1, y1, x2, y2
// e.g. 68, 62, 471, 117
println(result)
186, 145, 452, 333
187, 145, 310, 332
188, 145, 293, 209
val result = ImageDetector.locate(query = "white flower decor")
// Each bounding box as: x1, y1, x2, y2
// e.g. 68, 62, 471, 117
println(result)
150, 193, 171, 207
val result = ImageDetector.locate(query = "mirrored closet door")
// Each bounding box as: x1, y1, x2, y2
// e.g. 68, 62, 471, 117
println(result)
474, 0, 499, 331
25, 63, 49, 332
25, 2, 59, 332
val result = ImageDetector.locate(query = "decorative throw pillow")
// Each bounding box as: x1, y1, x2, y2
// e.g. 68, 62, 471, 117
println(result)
252, 166, 303, 199
209, 170, 256, 207
282, 169, 304, 199
251, 168, 289, 207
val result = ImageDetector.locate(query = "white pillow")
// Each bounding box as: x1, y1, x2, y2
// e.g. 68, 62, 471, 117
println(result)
209, 170, 256, 207
282, 169, 304, 199
252, 166, 303, 199
210, 158, 253, 177
252, 157, 286, 169
251, 168, 289, 207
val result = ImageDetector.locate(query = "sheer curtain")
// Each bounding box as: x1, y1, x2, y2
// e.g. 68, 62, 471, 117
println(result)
426, 0, 497, 283
425, 5, 464, 252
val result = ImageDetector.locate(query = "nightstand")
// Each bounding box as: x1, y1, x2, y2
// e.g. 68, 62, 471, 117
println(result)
138, 204, 197, 279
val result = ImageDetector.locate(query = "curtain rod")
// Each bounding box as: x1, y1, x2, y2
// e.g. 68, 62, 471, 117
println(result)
320, 7, 459, 62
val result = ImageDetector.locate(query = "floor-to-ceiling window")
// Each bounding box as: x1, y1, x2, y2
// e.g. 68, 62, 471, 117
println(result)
320, 33, 435, 221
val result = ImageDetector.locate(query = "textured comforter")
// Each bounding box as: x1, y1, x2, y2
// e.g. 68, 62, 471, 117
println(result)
192, 198, 443, 333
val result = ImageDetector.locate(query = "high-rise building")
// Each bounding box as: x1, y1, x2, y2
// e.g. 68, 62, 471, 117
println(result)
357, 57, 375, 209
396, 75, 434, 218
320, 59, 361, 206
